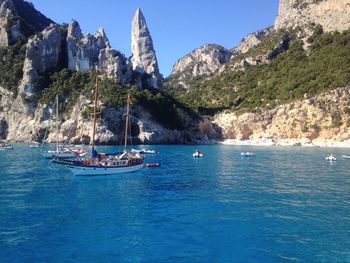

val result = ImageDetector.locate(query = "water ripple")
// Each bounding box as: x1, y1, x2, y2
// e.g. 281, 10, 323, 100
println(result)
0, 144, 350, 261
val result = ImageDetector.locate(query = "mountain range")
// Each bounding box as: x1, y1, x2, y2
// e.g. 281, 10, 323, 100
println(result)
0, 0, 349, 145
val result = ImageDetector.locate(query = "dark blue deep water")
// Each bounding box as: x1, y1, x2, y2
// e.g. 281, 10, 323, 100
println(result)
1, 144, 350, 262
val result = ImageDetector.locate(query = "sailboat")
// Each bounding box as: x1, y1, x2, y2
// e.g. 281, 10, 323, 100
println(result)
66, 73, 144, 176
40, 95, 87, 159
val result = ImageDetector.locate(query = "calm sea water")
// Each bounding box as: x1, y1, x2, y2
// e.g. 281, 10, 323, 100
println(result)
1, 144, 350, 262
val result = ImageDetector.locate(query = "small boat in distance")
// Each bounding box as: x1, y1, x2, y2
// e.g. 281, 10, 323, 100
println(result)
193, 150, 203, 158
39, 95, 88, 160
241, 152, 255, 157
342, 155, 350, 159
326, 154, 336, 161
0, 141, 13, 150
30, 142, 40, 148
131, 148, 157, 154
146, 163, 160, 167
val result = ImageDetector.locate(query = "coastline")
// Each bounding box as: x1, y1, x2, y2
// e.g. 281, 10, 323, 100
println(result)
219, 138, 350, 148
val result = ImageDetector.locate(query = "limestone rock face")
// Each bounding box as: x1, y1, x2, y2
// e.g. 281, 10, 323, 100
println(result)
232, 27, 273, 54
67, 20, 110, 71
0, 0, 53, 46
275, 0, 350, 32
18, 24, 62, 102
130, 8, 162, 89
172, 44, 232, 77
0, 0, 24, 46
222, 34, 290, 73
98, 47, 132, 84
214, 86, 350, 142
0, 2, 214, 145
165, 44, 232, 92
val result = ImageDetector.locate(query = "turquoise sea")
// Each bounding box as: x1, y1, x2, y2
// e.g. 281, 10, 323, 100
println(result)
1, 144, 350, 262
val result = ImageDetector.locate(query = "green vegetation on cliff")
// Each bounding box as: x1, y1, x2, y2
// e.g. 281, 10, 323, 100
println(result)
37, 69, 197, 130
0, 41, 26, 97
38, 69, 95, 112
175, 28, 350, 115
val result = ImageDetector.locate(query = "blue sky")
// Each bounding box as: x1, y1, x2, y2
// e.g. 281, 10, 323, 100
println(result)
29, 0, 279, 77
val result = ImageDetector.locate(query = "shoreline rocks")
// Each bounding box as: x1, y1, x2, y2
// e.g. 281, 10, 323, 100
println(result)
214, 87, 350, 146
220, 138, 350, 148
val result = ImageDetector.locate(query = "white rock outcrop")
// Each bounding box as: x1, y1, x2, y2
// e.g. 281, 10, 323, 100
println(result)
98, 47, 132, 84
0, 0, 52, 46
275, 0, 350, 32
172, 44, 232, 77
18, 24, 62, 103
0, 0, 24, 46
214, 87, 350, 142
67, 20, 110, 71
130, 8, 162, 89
232, 27, 273, 54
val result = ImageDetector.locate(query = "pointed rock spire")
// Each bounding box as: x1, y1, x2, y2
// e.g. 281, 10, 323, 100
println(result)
130, 8, 162, 89
67, 20, 83, 41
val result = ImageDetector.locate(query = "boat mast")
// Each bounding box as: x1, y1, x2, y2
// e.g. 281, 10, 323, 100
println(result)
124, 94, 130, 149
92, 71, 99, 153
56, 95, 59, 152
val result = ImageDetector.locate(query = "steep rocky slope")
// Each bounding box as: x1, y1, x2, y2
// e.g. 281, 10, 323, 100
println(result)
275, 0, 350, 32
0, 1, 217, 144
0, 0, 53, 46
231, 27, 273, 55
214, 87, 350, 142
164, 27, 276, 94
164, 0, 350, 142
164, 44, 232, 95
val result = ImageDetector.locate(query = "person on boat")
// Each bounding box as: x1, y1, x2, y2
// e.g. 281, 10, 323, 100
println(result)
92, 149, 98, 158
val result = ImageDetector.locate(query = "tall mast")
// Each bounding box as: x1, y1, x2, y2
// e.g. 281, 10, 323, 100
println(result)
124, 94, 130, 148
92, 71, 99, 152
56, 95, 59, 152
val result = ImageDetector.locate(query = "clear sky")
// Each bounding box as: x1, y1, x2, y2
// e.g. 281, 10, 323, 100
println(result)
29, 0, 279, 77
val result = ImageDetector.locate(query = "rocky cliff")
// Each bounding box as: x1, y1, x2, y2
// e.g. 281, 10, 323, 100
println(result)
19, 24, 62, 105
164, 44, 232, 94
0, 2, 216, 145
130, 8, 162, 89
214, 87, 350, 143
0, 23, 64, 141
165, 28, 279, 94
164, 0, 350, 143
275, 0, 350, 32
232, 27, 273, 55
172, 44, 232, 78
66, 20, 132, 84
67, 21, 110, 72
0, 0, 53, 46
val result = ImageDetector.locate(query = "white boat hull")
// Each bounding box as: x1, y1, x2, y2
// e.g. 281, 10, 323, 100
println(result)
0, 146, 13, 150
131, 149, 157, 154
241, 152, 255, 157
66, 163, 144, 176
